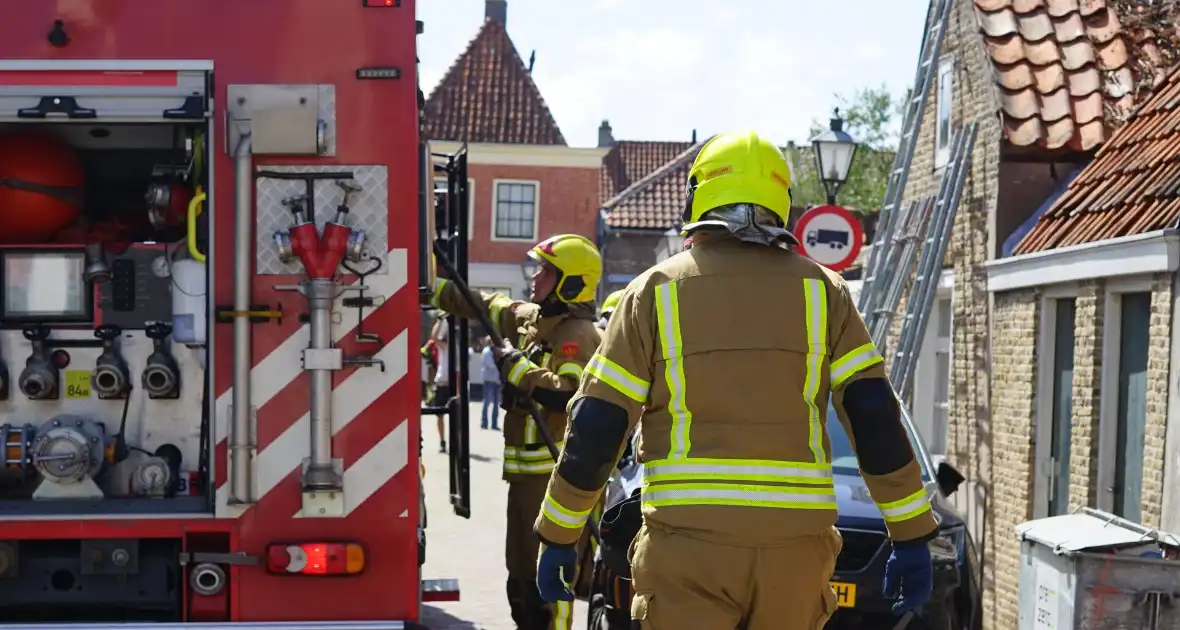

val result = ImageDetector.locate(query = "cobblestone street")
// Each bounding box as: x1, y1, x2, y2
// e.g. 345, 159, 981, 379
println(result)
420, 402, 589, 630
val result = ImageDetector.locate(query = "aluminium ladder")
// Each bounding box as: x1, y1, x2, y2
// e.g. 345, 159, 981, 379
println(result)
865, 197, 934, 351
890, 123, 978, 402
858, 0, 953, 322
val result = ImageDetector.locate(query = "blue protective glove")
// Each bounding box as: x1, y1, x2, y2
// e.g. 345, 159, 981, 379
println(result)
882, 542, 933, 615
536, 544, 577, 603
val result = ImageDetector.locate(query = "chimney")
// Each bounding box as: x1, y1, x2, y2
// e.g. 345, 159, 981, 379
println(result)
691, 129, 697, 143
598, 120, 615, 148
485, 0, 507, 24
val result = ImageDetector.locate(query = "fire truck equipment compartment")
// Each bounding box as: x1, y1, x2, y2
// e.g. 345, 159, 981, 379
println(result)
0, 120, 212, 515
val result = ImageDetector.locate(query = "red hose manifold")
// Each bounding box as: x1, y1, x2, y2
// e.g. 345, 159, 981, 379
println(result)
287, 222, 357, 279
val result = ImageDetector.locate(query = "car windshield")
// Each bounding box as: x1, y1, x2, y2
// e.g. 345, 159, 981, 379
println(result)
826, 404, 931, 481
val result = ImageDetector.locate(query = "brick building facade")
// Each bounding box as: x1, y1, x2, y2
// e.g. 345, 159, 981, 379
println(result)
423, 1, 605, 299
892, 0, 1180, 627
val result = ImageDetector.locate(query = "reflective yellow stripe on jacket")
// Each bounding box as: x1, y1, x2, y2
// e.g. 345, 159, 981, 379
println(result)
585, 354, 650, 402
489, 294, 513, 326
655, 282, 691, 458
802, 278, 827, 464
639, 279, 837, 511
831, 342, 883, 387
503, 441, 563, 475
506, 356, 535, 387
558, 362, 583, 379
429, 278, 449, 308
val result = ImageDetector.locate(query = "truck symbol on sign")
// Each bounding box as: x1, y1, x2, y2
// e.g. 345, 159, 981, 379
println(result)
806, 229, 848, 249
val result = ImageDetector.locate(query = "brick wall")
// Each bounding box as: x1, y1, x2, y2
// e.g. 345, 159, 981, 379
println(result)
892, 0, 1004, 626
1141, 274, 1173, 528
982, 276, 1176, 624
989, 289, 1038, 630
1068, 282, 1104, 511
1062, 276, 1173, 527
464, 163, 599, 264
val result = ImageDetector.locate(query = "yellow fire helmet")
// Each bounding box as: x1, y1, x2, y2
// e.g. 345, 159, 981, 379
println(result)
528, 234, 602, 303
682, 130, 793, 229
599, 289, 625, 319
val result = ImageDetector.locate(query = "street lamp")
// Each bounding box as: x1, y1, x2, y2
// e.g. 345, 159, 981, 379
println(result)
520, 259, 539, 282
810, 108, 859, 205
520, 258, 539, 299
654, 227, 685, 264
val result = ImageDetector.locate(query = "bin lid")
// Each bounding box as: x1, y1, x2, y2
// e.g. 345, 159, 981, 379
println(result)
1016, 507, 1180, 555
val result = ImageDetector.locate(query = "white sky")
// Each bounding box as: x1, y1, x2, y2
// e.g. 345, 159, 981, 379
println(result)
416, 0, 930, 148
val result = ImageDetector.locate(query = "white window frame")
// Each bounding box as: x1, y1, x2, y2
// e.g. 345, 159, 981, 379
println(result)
1033, 284, 1080, 519
930, 295, 952, 455
913, 293, 952, 454
434, 177, 475, 240
910, 272, 953, 455
1097, 276, 1156, 514
491, 179, 541, 243
934, 55, 954, 170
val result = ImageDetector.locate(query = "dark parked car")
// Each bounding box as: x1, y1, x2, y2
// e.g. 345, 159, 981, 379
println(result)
587, 403, 982, 630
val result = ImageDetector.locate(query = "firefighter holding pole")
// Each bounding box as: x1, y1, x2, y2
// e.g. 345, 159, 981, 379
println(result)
425, 233, 604, 630
532, 131, 935, 629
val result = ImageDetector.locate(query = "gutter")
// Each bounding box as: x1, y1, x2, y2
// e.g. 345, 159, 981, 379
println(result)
985, 229, 1180, 292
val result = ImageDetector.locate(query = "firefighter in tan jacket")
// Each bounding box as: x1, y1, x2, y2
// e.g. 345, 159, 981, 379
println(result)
533, 131, 937, 629
428, 233, 603, 630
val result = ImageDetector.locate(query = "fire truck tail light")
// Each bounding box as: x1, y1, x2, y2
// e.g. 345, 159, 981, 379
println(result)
265, 543, 366, 575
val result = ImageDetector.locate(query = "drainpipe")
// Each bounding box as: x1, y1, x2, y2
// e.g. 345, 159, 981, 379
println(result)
230, 133, 254, 505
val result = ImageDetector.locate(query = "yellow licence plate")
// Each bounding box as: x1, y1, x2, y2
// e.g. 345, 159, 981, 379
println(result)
830, 582, 857, 608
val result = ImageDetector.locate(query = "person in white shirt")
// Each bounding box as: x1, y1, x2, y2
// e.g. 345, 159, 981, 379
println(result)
469, 337, 485, 399
429, 315, 450, 453
479, 336, 501, 430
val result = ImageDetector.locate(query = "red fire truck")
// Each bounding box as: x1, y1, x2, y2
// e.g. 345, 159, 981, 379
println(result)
0, 1, 474, 626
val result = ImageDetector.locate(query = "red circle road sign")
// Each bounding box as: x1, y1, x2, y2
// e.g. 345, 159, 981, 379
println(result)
793, 204, 864, 272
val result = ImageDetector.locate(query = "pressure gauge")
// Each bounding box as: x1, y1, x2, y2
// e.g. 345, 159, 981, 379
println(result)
151, 256, 171, 279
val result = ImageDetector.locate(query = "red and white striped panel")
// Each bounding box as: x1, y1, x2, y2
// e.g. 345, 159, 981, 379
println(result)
213, 248, 410, 518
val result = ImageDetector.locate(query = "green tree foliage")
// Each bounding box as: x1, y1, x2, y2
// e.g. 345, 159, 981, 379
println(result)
785, 84, 903, 214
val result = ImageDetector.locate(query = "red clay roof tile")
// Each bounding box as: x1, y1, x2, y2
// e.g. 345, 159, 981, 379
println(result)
600, 142, 699, 230
423, 18, 565, 146
1013, 64, 1180, 253
973, 0, 1137, 150
600, 140, 694, 207
1046, 0, 1077, 18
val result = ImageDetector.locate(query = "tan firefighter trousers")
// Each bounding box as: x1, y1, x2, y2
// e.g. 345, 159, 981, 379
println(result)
506, 475, 591, 630
629, 524, 843, 630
